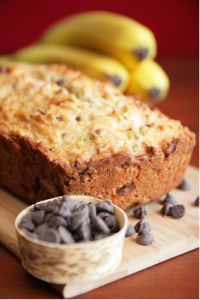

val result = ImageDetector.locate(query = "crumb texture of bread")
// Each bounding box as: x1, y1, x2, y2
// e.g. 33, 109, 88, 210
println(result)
0, 63, 195, 209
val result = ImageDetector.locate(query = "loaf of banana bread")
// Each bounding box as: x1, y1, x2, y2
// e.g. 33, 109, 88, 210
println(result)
0, 63, 195, 209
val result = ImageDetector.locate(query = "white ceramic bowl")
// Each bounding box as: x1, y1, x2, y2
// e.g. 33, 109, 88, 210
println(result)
15, 195, 128, 284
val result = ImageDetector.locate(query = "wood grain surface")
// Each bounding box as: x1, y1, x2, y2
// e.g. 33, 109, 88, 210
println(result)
0, 55, 199, 299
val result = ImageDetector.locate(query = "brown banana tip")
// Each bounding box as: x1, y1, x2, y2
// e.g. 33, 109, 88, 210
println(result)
148, 87, 161, 100
107, 75, 122, 87
133, 47, 149, 60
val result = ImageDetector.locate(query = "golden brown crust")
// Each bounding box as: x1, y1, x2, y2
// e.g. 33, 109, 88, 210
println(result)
0, 127, 195, 210
0, 63, 196, 209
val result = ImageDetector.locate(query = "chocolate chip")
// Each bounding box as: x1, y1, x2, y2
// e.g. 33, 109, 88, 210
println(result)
116, 183, 134, 195
125, 223, 136, 237
35, 223, 48, 235
92, 216, 110, 234
48, 216, 68, 228
160, 194, 176, 206
58, 201, 71, 217
78, 221, 92, 241
44, 213, 54, 222
98, 212, 112, 220
56, 115, 63, 121
133, 206, 148, 219
58, 226, 75, 244
89, 203, 96, 219
20, 213, 32, 223
46, 201, 60, 214
20, 220, 35, 232
34, 202, 48, 211
62, 195, 80, 211
94, 233, 110, 240
194, 196, 199, 207
135, 219, 151, 233
75, 116, 81, 122
177, 179, 191, 190
31, 210, 45, 226
21, 197, 120, 244
107, 75, 122, 87
136, 229, 154, 246
170, 205, 185, 219
148, 88, 161, 100
70, 205, 89, 231
133, 47, 149, 60
24, 230, 38, 239
56, 79, 65, 86
104, 215, 119, 233
38, 228, 61, 243
96, 201, 113, 214
160, 203, 173, 216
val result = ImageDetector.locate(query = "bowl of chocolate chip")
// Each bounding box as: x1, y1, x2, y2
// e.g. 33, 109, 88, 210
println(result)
15, 195, 128, 284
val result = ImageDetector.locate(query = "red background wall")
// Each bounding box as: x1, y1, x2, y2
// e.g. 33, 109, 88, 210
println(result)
0, 0, 198, 55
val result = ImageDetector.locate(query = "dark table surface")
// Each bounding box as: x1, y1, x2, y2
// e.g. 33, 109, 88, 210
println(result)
0, 55, 199, 299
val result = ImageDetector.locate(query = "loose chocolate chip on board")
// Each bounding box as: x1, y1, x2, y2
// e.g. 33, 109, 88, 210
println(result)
92, 216, 110, 234
125, 223, 136, 237
96, 201, 114, 214
31, 210, 45, 226
38, 228, 61, 243
104, 215, 119, 233
177, 179, 191, 190
160, 203, 173, 216
58, 226, 75, 244
170, 205, 185, 219
194, 196, 199, 207
136, 229, 154, 246
160, 193, 176, 206
135, 219, 151, 233
133, 206, 147, 219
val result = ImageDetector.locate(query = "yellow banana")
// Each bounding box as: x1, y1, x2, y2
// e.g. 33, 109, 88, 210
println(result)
40, 11, 157, 70
0, 55, 12, 63
126, 59, 170, 103
14, 44, 129, 91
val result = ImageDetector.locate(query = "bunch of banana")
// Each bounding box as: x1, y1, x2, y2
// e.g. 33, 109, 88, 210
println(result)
1, 11, 170, 104
39, 11, 169, 103
13, 44, 129, 91
40, 11, 157, 71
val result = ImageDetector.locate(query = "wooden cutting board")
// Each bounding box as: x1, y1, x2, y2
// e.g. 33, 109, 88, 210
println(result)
0, 166, 199, 298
